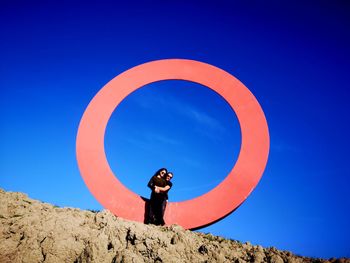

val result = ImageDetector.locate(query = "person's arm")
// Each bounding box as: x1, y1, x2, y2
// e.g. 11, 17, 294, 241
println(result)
155, 185, 171, 192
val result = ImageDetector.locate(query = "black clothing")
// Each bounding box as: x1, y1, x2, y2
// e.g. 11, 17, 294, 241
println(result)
147, 175, 167, 225
161, 181, 173, 217
148, 175, 167, 200
164, 181, 173, 200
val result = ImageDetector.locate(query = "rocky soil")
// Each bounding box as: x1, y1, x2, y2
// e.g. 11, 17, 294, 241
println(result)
0, 188, 348, 263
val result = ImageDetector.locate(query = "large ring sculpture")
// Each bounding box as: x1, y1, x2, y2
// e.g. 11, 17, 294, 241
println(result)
76, 59, 269, 230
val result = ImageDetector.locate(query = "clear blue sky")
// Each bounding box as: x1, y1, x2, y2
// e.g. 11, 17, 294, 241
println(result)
1, 0, 349, 259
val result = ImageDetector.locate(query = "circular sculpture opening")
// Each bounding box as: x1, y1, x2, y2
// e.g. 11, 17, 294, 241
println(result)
104, 79, 242, 202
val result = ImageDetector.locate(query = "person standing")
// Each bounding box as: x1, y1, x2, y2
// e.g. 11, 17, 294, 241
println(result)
155, 172, 173, 218
147, 168, 167, 225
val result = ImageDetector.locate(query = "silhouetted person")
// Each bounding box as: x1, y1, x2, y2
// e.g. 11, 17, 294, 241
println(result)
147, 168, 167, 225
155, 172, 173, 218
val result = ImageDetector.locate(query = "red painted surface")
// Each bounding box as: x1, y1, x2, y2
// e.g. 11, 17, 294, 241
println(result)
76, 59, 269, 229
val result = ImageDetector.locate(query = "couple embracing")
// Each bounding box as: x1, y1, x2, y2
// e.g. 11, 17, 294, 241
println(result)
147, 168, 173, 226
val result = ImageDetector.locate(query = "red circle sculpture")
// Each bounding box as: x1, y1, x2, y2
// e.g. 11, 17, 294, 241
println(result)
76, 59, 269, 229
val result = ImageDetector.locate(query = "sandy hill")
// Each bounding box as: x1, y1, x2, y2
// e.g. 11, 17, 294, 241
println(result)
0, 188, 348, 263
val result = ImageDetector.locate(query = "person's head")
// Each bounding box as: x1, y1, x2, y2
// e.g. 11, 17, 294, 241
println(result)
165, 172, 173, 182
154, 168, 167, 178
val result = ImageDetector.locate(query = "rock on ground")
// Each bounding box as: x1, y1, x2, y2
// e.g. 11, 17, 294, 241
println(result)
0, 188, 349, 263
